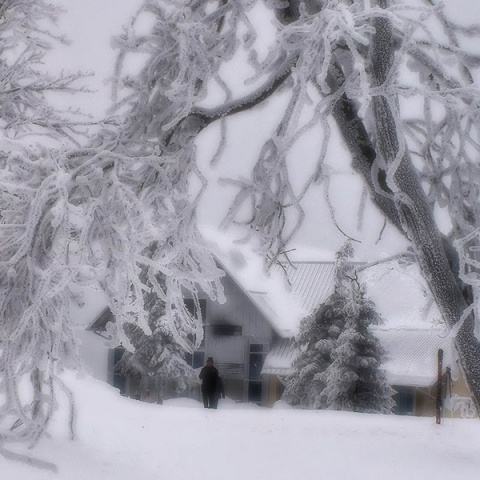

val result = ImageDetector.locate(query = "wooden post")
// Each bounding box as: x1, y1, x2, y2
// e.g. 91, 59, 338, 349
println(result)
436, 349, 444, 424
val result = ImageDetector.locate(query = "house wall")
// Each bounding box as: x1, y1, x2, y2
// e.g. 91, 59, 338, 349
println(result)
265, 368, 477, 417
435, 367, 476, 419
201, 274, 276, 405
266, 376, 285, 407
77, 329, 110, 383
77, 270, 277, 406
412, 368, 476, 418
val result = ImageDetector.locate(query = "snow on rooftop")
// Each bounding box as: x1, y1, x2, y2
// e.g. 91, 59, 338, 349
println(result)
262, 338, 296, 376
264, 328, 458, 388
201, 226, 445, 341
373, 328, 457, 387
278, 262, 336, 315
360, 259, 444, 330
200, 226, 307, 337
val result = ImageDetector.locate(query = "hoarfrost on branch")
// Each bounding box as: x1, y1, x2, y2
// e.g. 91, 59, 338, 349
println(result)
2, 0, 480, 448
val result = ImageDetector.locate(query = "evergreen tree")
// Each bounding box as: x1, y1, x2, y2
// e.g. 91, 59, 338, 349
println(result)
283, 243, 354, 408
318, 276, 394, 413
284, 243, 394, 413
281, 301, 343, 408
116, 319, 196, 403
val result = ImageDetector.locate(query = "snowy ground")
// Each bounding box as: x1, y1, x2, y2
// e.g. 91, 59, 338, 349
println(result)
2, 372, 479, 480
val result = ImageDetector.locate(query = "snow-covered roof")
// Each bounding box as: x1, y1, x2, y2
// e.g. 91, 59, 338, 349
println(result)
361, 260, 444, 330
277, 262, 336, 314
201, 228, 308, 338
262, 338, 295, 376
262, 329, 458, 387
202, 226, 445, 339
373, 328, 458, 387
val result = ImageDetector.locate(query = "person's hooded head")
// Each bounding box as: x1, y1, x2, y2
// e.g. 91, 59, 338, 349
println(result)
206, 357, 214, 366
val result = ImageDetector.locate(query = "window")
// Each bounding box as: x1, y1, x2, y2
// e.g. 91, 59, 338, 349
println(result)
249, 344, 264, 353
393, 386, 415, 415
211, 324, 242, 336
248, 382, 262, 403
185, 351, 205, 369
249, 352, 264, 380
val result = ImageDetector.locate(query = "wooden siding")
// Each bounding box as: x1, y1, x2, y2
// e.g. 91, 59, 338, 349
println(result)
199, 273, 276, 404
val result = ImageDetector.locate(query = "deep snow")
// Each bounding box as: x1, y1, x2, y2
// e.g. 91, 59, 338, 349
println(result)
2, 372, 479, 480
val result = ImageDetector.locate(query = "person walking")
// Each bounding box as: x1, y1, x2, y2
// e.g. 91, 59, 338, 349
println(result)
199, 357, 225, 409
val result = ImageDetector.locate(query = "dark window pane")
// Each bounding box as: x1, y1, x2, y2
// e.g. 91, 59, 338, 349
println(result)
184, 299, 207, 320
113, 374, 126, 395
250, 344, 263, 353
185, 299, 206, 348
193, 351, 205, 369
113, 347, 125, 364
393, 386, 415, 415
248, 381, 262, 403
185, 351, 205, 368
211, 324, 242, 336
249, 353, 263, 380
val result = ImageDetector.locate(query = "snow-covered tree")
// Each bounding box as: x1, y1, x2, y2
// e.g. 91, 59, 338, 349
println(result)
317, 257, 394, 413
117, 320, 197, 402
281, 301, 342, 408
0, 1, 96, 457
283, 243, 354, 407
0, 0, 225, 450
115, 253, 197, 403
0, 0, 90, 139
99, 0, 480, 408
284, 243, 393, 413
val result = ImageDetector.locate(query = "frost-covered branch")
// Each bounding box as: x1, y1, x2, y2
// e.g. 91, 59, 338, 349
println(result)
0, 0, 230, 447
4, 0, 480, 444
203, 1, 480, 405
192, 57, 295, 123
0, 0, 92, 141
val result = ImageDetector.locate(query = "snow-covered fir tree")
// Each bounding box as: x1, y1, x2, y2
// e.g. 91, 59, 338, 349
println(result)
117, 319, 197, 403
317, 266, 394, 413
284, 242, 393, 413
283, 244, 354, 408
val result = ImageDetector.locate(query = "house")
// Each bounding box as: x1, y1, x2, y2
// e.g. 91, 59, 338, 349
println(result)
80, 237, 307, 405
78, 236, 476, 416
262, 259, 477, 417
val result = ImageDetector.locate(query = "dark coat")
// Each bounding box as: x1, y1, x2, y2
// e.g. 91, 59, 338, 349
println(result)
199, 365, 224, 397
